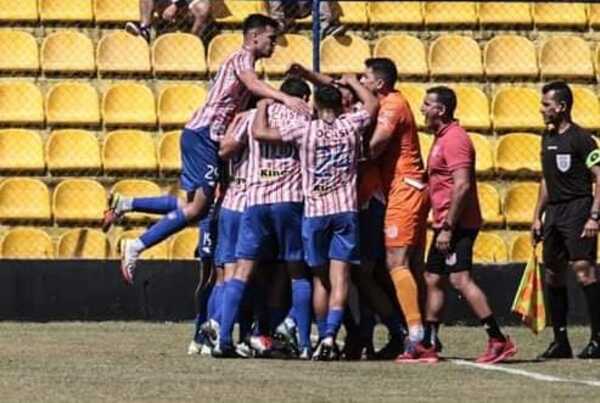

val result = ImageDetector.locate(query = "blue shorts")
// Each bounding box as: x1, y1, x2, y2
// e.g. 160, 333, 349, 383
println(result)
197, 201, 219, 259
235, 202, 303, 262
302, 212, 360, 268
215, 208, 242, 266
359, 198, 385, 263
180, 127, 220, 199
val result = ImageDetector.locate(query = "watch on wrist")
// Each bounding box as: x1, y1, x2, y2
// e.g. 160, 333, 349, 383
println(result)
591, 211, 600, 221
441, 221, 452, 231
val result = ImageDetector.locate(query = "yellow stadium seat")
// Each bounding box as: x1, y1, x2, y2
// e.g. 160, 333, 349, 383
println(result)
264, 34, 311, 76
336, 1, 368, 25
484, 35, 538, 79
0, 0, 38, 22
102, 130, 158, 174
45, 82, 100, 126
158, 84, 207, 128
320, 34, 370, 75
540, 36, 594, 80
0, 31, 39, 73
373, 35, 428, 78
0, 81, 43, 125
0, 129, 44, 173
117, 229, 168, 259
533, 2, 588, 28
102, 83, 156, 127
97, 31, 150, 75
53, 179, 106, 224
111, 179, 161, 224
590, 4, 600, 29
94, 0, 139, 23
0, 178, 51, 223
492, 87, 544, 132
453, 86, 490, 131
478, 2, 532, 27
469, 133, 494, 175
152, 33, 207, 76
368, 2, 423, 26
418, 132, 433, 163
429, 35, 483, 78
158, 131, 181, 174
57, 228, 111, 258
473, 232, 508, 263
495, 133, 541, 175
40, 0, 93, 22
396, 84, 425, 129
510, 233, 543, 263
213, 0, 265, 25
41, 31, 96, 75
572, 86, 600, 131
170, 228, 199, 259
477, 183, 503, 226
207, 33, 264, 75
0, 228, 53, 259
504, 182, 539, 226
46, 130, 101, 174
424, 2, 478, 26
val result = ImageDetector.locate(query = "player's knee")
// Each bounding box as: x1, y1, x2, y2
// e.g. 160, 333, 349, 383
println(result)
386, 247, 409, 269
448, 271, 470, 290
570, 260, 596, 285
425, 272, 442, 288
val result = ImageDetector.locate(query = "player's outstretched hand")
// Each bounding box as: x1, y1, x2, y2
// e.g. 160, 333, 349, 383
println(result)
531, 218, 543, 245
581, 218, 599, 238
257, 98, 275, 109
284, 96, 311, 115
162, 3, 178, 21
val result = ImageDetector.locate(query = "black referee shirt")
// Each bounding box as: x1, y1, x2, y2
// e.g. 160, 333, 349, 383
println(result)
541, 124, 598, 204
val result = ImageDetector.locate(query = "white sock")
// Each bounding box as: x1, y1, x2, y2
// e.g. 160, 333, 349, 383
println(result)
408, 325, 424, 343
117, 197, 133, 214
130, 238, 145, 254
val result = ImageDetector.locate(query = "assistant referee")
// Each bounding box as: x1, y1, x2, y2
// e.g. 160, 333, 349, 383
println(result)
532, 81, 600, 360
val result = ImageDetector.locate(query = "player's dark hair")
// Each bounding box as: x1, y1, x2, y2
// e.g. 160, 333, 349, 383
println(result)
243, 14, 279, 35
427, 86, 457, 118
365, 58, 398, 89
280, 77, 311, 100
542, 81, 573, 114
315, 85, 343, 110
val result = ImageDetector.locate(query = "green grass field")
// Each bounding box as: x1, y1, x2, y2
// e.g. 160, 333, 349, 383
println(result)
1, 322, 599, 402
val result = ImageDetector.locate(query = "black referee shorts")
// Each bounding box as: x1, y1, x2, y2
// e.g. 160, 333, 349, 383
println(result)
426, 227, 479, 275
543, 197, 597, 265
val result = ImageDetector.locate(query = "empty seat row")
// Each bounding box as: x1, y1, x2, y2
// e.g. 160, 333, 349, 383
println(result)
0, 226, 199, 259
0, 129, 182, 175
2, 1, 599, 29
0, 81, 206, 127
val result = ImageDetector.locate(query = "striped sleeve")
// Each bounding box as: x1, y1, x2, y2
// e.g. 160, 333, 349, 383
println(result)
280, 121, 308, 145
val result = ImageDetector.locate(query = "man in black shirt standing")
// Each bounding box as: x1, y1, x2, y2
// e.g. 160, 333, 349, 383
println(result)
532, 81, 600, 359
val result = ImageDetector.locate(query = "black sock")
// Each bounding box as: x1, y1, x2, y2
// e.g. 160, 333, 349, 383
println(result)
422, 321, 439, 348
481, 315, 505, 341
582, 282, 600, 342
548, 286, 569, 344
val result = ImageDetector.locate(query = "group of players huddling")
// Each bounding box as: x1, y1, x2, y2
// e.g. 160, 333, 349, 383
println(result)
101, 14, 522, 363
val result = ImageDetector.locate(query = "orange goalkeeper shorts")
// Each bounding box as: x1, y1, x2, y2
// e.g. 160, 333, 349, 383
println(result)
384, 179, 429, 248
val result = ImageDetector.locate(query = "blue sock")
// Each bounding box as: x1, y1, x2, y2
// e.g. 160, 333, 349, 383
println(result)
316, 315, 328, 339
132, 195, 178, 214
213, 283, 225, 323
382, 313, 407, 338
219, 279, 246, 347
325, 308, 344, 339
269, 307, 287, 333
291, 279, 312, 349
140, 208, 188, 248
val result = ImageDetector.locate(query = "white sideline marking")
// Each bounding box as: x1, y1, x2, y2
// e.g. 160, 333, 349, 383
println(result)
451, 359, 600, 388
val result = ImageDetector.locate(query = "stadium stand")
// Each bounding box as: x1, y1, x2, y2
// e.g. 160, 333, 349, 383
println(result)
478, 2, 532, 27
539, 36, 594, 80
102, 130, 158, 174
510, 232, 543, 263
453, 86, 491, 131
477, 183, 504, 226
0, 0, 38, 22
469, 133, 494, 175
336, 1, 368, 25
0, 129, 45, 173
320, 34, 370, 75
368, 1, 423, 27
572, 86, 600, 130
41, 31, 96, 75
207, 33, 245, 74
396, 84, 425, 129
429, 35, 483, 78
39, 0, 94, 23
373, 35, 428, 78
0, 81, 44, 125
117, 229, 169, 259
97, 31, 151, 75
94, 0, 140, 24
52, 179, 107, 225
158, 131, 182, 175
45, 129, 102, 174
417, 132, 433, 163
56, 228, 111, 259
590, 4, 600, 29
102, 83, 156, 127
264, 34, 312, 76
504, 182, 540, 227
0, 178, 51, 223
495, 133, 542, 176
424, 2, 478, 27
0, 31, 39, 74
152, 33, 207, 76
473, 232, 508, 263
45, 82, 101, 126
0, 227, 54, 259
491, 87, 544, 132
110, 179, 162, 224
484, 35, 538, 79
213, 0, 266, 26
170, 228, 200, 259
532, 2, 588, 28
158, 84, 207, 128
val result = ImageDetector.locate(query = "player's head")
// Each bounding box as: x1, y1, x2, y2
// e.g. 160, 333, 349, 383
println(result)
315, 85, 343, 115
242, 14, 279, 58
360, 58, 398, 94
541, 81, 573, 127
280, 77, 311, 102
334, 83, 358, 113
421, 86, 456, 130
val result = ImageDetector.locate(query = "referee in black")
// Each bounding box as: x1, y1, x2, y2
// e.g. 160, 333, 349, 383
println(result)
532, 81, 600, 359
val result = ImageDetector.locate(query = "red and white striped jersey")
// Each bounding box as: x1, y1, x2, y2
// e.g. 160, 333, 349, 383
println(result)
186, 47, 255, 142
280, 109, 372, 217
221, 113, 251, 212
237, 104, 310, 206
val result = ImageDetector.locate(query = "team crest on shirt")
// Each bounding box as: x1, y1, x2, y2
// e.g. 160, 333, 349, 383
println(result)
556, 154, 571, 172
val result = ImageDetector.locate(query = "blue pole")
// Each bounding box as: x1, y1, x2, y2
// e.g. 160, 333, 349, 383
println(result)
312, 0, 320, 73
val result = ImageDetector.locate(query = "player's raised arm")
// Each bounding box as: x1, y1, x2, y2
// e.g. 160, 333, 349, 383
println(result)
251, 99, 283, 142
341, 74, 378, 118
288, 63, 336, 86
219, 112, 248, 160
239, 70, 311, 115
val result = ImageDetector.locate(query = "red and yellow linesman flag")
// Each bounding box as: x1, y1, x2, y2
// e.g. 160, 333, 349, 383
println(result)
511, 251, 546, 334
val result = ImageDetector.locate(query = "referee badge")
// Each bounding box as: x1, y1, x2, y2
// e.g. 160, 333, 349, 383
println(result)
556, 154, 571, 173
